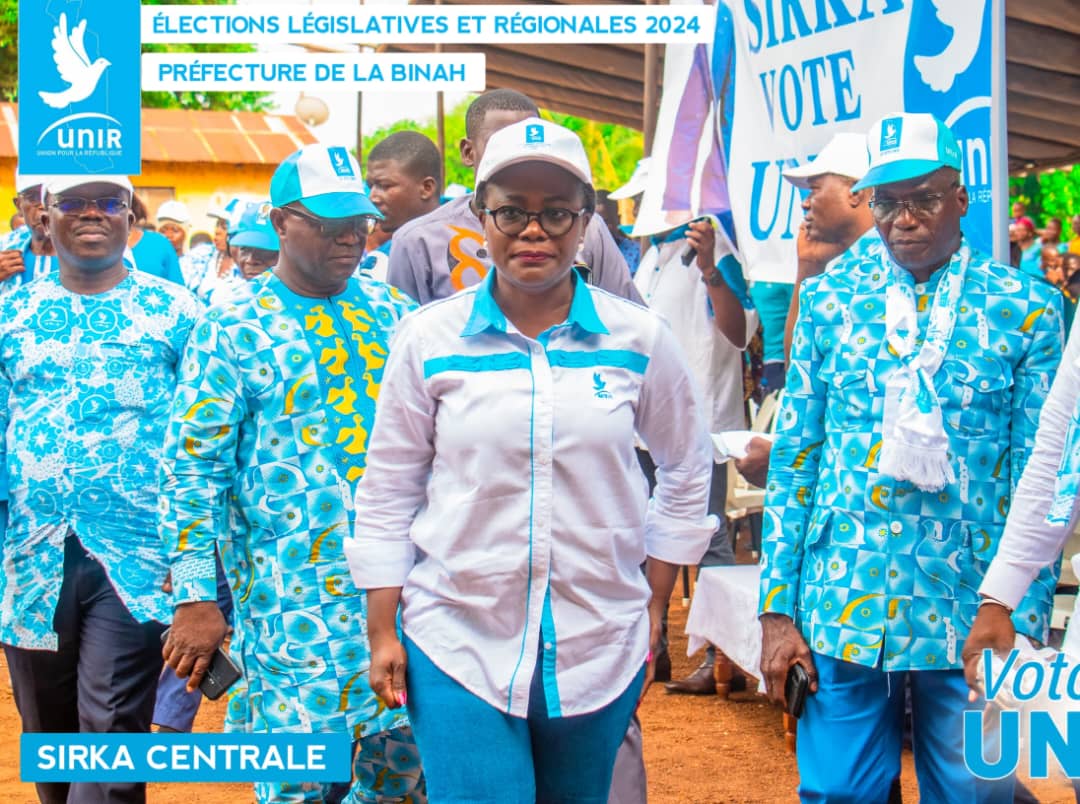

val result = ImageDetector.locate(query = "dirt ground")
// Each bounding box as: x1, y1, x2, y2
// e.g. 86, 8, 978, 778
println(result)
0, 565, 1074, 802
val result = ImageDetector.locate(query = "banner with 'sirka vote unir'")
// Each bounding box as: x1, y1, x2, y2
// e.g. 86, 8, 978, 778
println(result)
634, 0, 1004, 282
19, 0, 142, 175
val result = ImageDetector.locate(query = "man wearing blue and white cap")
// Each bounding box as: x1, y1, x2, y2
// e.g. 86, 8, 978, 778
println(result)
201, 200, 280, 307
0, 170, 55, 292
758, 113, 1062, 801
159, 144, 425, 803
0, 174, 200, 804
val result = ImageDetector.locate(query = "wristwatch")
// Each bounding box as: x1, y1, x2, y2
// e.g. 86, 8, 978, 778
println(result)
703, 268, 726, 288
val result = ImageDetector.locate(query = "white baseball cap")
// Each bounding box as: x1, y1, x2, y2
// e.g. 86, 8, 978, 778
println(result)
156, 199, 191, 225
45, 175, 133, 196
476, 119, 592, 186
853, 113, 962, 191
782, 133, 869, 189
609, 157, 652, 200
271, 144, 380, 219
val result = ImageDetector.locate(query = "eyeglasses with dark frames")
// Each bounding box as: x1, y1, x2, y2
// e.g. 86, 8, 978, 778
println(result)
869, 182, 961, 223
50, 197, 129, 216
283, 206, 375, 239
483, 205, 588, 238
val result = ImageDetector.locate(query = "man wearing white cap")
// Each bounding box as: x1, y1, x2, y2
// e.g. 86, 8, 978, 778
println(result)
159, 145, 424, 803
735, 132, 877, 489
0, 175, 200, 803
758, 113, 1062, 800
0, 171, 56, 291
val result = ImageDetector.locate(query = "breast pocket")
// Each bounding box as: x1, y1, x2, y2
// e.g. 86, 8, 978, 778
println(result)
819, 357, 874, 431
940, 358, 1012, 439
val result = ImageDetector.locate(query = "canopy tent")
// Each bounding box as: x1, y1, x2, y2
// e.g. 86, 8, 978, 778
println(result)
383, 0, 1080, 172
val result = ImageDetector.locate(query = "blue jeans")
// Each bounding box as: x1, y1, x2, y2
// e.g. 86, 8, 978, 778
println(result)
798, 653, 1014, 804
404, 636, 644, 803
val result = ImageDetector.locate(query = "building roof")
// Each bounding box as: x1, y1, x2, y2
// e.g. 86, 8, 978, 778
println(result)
0, 103, 318, 164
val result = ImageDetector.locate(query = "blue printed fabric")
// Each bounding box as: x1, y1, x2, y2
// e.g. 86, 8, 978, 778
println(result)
760, 240, 1063, 671
0, 271, 200, 648
160, 273, 415, 739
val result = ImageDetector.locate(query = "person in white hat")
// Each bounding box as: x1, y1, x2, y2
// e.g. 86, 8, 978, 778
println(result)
155, 199, 192, 258
385, 89, 640, 306
0, 174, 200, 803
346, 118, 715, 802
0, 170, 56, 290
158, 145, 424, 803
734, 133, 878, 490
758, 113, 1062, 801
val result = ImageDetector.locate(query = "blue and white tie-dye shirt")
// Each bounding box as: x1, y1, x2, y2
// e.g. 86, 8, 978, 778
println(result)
0, 270, 200, 649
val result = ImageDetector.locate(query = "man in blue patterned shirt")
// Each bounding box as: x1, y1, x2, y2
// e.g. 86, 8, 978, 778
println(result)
758, 114, 1063, 801
0, 175, 200, 804
159, 145, 425, 803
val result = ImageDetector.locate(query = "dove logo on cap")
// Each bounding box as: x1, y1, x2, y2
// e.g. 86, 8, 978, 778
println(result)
328, 147, 356, 179
525, 125, 545, 145
19, 0, 141, 174
880, 118, 903, 152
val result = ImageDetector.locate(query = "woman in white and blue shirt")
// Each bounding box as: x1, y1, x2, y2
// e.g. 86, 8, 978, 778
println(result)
346, 119, 717, 802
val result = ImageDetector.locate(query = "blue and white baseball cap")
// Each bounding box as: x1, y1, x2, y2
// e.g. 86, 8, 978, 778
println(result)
270, 144, 381, 220
853, 113, 962, 191
45, 175, 133, 197
230, 200, 279, 252
476, 119, 592, 186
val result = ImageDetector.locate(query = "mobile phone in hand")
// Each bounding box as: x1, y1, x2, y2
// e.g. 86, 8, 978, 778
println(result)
785, 663, 810, 719
681, 216, 713, 266
160, 627, 242, 701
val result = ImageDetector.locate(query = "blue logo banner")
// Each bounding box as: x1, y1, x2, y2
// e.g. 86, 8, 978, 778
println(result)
21, 733, 353, 783
19, 0, 141, 174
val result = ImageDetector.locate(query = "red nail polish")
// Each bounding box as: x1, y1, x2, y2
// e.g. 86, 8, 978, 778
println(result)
399, 690, 408, 706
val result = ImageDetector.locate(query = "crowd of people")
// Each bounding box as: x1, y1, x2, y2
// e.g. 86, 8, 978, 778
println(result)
0, 86, 1079, 804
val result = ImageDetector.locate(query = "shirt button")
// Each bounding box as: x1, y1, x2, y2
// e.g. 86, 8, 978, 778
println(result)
889, 522, 902, 535
544, 642, 553, 651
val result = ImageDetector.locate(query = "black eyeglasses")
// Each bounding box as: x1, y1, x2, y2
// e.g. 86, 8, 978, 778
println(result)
483, 205, 587, 237
284, 206, 375, 238
12, 190, 41, 208
869, 183, 960, 223
50, 197, 129, 216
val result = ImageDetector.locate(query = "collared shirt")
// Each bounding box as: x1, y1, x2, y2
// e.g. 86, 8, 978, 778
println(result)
633, 236, 759, 433
760, 240, 1062, 672
0, 271, 199, 649
160, 272, 414, 738
345, 271, 716, 718
386, 195, 642, 305
981, 315, 1080, 608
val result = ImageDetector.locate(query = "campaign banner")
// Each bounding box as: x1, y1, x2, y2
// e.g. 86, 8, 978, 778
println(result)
635, 0, 1004, 282
19, 0, 142, 175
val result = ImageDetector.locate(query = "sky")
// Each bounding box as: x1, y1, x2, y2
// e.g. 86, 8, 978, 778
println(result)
237, 0, 469, 150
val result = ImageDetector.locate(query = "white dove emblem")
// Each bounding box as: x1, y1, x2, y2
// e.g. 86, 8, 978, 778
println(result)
38, 13, 111, 109
884, 122, 897, 141
913, 0, 987, 93
332, 152, 346, 169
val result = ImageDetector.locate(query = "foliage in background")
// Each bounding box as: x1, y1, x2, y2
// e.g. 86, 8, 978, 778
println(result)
361, 97, 645, 191
1009, 165, 1080, 225
0, 0, 270, 111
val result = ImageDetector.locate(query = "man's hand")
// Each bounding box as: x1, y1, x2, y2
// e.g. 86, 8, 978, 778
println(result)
162, 601, 228, 693
759, 612, 818, 707
638, 603, 665, 705
0, 250, 25, 282
735, 437, 773, 489
688, 220, 717, 279
796, 222, 849, 268
368, 633, 408, 709
961, 601, 1016, 698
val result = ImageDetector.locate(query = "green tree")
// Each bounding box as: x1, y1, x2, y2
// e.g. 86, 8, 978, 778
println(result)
1010, 165, 1080, 227
361, 97, 644, 191
1, 0, 270, 111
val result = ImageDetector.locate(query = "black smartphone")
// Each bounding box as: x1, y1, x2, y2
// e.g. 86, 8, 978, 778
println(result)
680, 216, 713, 266
160, 627, 243, 701
785, 663, 810, 719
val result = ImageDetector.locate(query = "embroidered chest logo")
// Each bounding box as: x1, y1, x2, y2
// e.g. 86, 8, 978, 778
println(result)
593, 372, 612, 399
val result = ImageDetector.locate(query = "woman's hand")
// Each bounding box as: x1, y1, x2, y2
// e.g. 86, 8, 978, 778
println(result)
369, 633, 409, 709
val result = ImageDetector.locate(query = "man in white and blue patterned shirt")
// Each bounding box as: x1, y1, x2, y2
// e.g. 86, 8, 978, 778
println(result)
0, 174, 200, 804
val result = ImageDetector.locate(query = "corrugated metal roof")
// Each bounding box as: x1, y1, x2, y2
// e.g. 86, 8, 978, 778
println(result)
0, 104, 318, 164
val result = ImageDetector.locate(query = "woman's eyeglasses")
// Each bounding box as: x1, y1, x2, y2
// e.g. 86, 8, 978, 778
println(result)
284, 206, 375, 238
49, 197, 129, 216
483, 205, 587, 238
